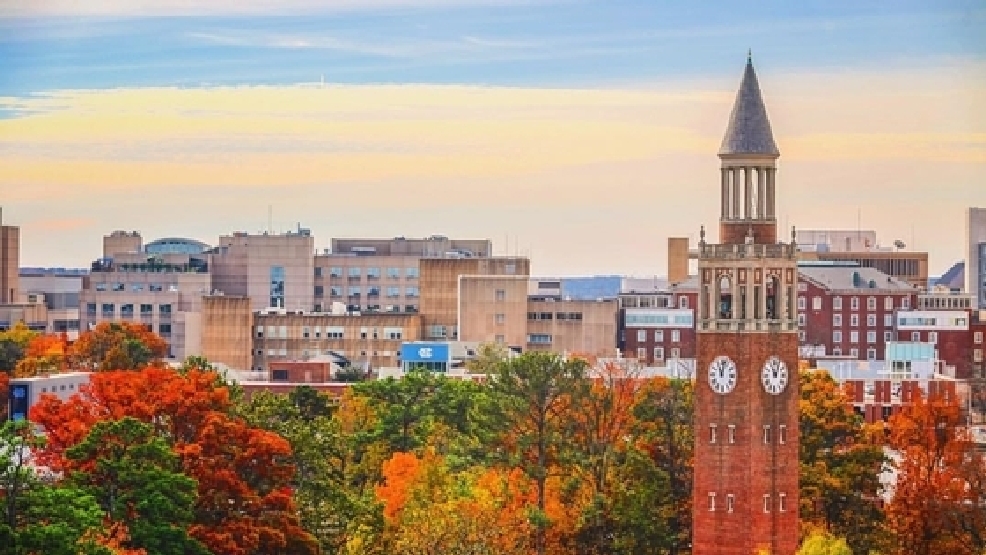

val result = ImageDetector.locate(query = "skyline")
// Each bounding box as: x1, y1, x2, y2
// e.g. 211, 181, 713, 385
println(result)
1, 0, 984, 276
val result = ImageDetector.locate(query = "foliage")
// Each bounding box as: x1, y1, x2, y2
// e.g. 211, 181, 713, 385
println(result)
799, 369, 888, 553
69, 321, 168, 370
886, 389, 986, 555
796, 532, 852, 555
13, 333, 69, 378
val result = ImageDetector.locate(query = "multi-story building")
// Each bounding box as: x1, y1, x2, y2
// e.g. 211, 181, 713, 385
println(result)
210, 228, 315, 312
799, 249, 928, 290
796, 229, 878, 253
1, 208, 19, 305
797, 262, 917, 362
967, 207, 986, 308
8, 372, 91, 421
18, 268, 86, 339
621, 278, 699, 366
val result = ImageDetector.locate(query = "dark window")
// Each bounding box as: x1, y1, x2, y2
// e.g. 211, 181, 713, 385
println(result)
272, 369, 289, 382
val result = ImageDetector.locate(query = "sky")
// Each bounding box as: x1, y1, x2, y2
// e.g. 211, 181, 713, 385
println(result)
0, 0, 984, 277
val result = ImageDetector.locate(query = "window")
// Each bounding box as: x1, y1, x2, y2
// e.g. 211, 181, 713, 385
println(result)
360, 327, 368, 340
327, 286, 340, 298
850, 314, 859, 327
329, 267, 343, 278
387, 267, 400, 278
495, 334, 505, 344
833, 347, 842, 356
495, 313, 505, 325
779, 493, 787, 512
850, 348, 859, 358
495, 289, 506, 301
867, 347, 877, 360
406, 267, 419, 279
911, 331, 920, 342
654, 330, 664, 342
884, 297, 894, 310
778, 425, 787, 445
86, 302, 97, 315
850, 331, 859, 344
728, 424, 736, 444
349, 286, 361, 298
976, 332, 983, 344
901, 297, 910, 309
833, 331, 842, 343
504, 262, 516, 274
102, 303, 114, 315
270, 265, 285, 308
314, 285, 324, 298
385, 327, 403, 340
867, 314, 877, 327
851, 297, 859, 310
710, 424, 717, 444
884, 331, 893, 342
727, 494, 735, 513
867, 331, 877, 343
797, 313, 806, 327
867, 297, 877, 310
812, 297, 822, 310
798, 330, 806, 342
158, 323, 171, 335
679, 296, 689, 309
326, 327, 344, 339
709, 493, 716, 512
929, 331, 938, 344
671, 330, 681, 343
833, 296, 843, 310
884, 314, 893, 327
386, 286, 400, 298
527, 334, 552, 344
670, 347, 680, 358
314, 267, 322, 278
833, 314, 842, 327
637, 347, 646, 360
302, 327, 310, 339
763, 425, 772, 444
366, 267, 380, 279
405, 286, 419, 298
764, 494, 771, 513
797, 296, 806, 310
654, 347, 665, 360
637, 329, 647, 342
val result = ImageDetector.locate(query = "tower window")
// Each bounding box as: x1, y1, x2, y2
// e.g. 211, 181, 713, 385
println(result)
778, 425, 787, 445
728, 424, 736, 444
779, 493, 787, 512
710, 424, 718, 444
763, 425, 772, 444
709, 492, 716, 512
763, 494, 771, 513
727, 494, 735, 513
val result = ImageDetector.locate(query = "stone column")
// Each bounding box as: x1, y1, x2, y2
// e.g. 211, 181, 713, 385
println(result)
777, 275, 787, 320
758, 167, 766, 219
743, 167, 752, 220
721, 168, 729, 218
732, 168, 741, 220
766, 168, 775, 218
759, 280, 768, 321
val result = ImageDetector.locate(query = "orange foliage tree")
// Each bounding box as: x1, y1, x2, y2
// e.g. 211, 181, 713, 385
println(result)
29, 367, 318, 555
14, 333, 69, 378
69, 322, 168, 370
886, 390, 986, 555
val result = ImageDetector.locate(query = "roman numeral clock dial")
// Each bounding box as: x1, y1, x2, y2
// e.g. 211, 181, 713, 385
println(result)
761, 356, 789, 395
708, 356, 737, 394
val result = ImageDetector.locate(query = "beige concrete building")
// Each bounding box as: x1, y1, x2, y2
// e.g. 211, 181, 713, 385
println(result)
525, 297, 618, 357
458, 275, 529, 348
420, 256, 530, 341
102, 230, 143, 259
331, 235, 491, 258
250, 311, 422, 371
200, 295, 253, 371
19, 269, 85, 340
1, 209, 19, 305
210, 228, 315, 312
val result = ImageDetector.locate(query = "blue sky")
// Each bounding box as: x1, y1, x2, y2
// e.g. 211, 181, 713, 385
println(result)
2, 0, 984, 96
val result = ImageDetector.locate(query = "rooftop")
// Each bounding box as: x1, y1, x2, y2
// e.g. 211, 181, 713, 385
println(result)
799, 265, 915, 292
718, 53, 780, 157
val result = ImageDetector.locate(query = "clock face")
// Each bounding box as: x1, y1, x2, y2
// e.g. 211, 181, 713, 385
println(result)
708, 356, 737, 395
761, 356, 789, 395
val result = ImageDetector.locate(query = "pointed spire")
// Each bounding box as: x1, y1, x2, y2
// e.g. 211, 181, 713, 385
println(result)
718, 52, 779, 157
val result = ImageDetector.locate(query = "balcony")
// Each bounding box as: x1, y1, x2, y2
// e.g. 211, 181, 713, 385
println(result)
698, 242, 797, 261
698, 319, 798, 333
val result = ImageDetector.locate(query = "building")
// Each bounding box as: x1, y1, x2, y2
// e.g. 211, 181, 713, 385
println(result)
1, 208, 19, 305
7, 372, 91, 421
797, 262, 916, 362
621, 278, 698, 366
967, 208, 986, 308
692, 54, 800, 555
799, 248, 928, 290
210, 227, 315, 312
18, 268, 86, 339
199, 295, 254, 371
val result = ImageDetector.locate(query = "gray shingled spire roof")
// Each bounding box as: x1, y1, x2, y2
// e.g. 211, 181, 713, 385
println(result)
718, 52, 780, 157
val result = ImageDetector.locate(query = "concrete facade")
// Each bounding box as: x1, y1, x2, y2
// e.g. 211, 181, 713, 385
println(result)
313, 253, 423, 314
1, 209, 19, 305
967, 208, 986, 308
800, 249, 929, 290
200, 295, 253, 371
19, 269, 86, 340
210, 229, 315, 312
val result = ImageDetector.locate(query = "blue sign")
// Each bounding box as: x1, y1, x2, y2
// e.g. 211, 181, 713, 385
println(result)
9, 383, 30, 422
400, 342, 451, 364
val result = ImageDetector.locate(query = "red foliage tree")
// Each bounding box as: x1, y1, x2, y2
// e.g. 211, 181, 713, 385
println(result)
30, 367, 317, 555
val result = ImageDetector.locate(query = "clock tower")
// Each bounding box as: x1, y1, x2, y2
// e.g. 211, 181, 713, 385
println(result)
692, 53, 800, 555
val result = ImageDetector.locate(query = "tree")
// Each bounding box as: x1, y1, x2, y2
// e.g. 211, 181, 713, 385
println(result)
65, 417, 209, 555
0, 419, 44, 534
487, 351, 589, 555
799, 369, 888, 553
796, 532, 852, 555
69, 322, 168, 370
13, 333, 69, 378
886, 389, 986, 555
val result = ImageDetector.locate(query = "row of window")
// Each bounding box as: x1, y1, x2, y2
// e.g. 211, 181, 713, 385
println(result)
624, 313, 694, 327
314, 286, 419, 298
256, 348, 395, 360
619, 296, 690, 309
93, 282, 176, 292
527, 312, 585, 321
635, 329, 683, 343
255, 326, 404, 340
830, 330, 894, 344
708, 492, 787, 513
798, 295, 909, 312
316, 267, 420, 279
709, 424, 788, 445
87, 303, 171, 315
636, 347, 681, 360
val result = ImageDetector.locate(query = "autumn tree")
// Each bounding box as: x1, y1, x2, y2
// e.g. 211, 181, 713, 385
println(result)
796, 531, 852, 555
487, 351, 589, 555
13, 332, 69, 378
886, 389, 986, 555
0, 322, 37, 373
799, 369, 888, 553
69, 321, 168, 370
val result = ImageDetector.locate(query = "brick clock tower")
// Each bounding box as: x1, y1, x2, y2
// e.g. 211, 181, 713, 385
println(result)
692, 53, 800, 555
